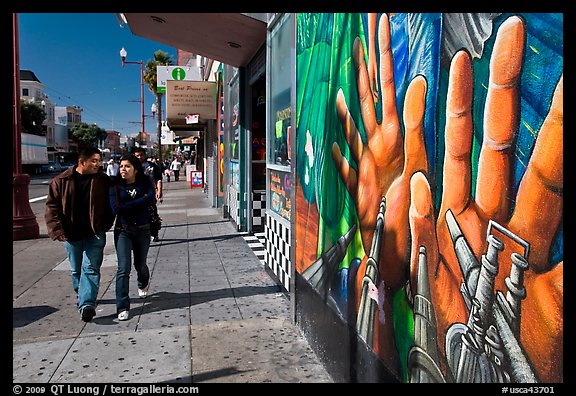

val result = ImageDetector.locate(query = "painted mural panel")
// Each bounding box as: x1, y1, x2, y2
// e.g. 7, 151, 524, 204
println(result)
295, 13, 563, 383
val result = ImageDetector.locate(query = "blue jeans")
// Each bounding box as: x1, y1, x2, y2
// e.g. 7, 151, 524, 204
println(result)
114, 226, 151, 313
64, 231, 107, 311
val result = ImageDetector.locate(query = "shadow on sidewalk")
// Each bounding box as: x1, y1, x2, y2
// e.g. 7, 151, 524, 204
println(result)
150, 233, 241, 247
90, 285, 284, 326
13, 306, 59, 328
161, 220, 230, 228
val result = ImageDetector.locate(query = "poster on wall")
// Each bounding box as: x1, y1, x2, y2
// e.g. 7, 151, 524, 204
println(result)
190, 171, 203, 188
272, 105, 290, 166
228, 76, 240, 160
230, 161, 240, 190
269, 169, 291, 221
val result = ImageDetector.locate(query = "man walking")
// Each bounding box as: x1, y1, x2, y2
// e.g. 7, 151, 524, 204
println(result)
170, 157, 182, 181
106, 158, 119, 177
133, 148, 163, 242
45, 147, 114, 322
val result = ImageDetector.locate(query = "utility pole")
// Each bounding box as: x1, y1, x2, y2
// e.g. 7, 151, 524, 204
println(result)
119, 48, 145, 148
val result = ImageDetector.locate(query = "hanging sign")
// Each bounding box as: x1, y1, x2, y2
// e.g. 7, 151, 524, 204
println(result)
157, 66, 198, 94
166, 80, 217, 123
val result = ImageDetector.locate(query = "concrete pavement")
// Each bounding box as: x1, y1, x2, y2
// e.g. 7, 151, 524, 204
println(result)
13, 179, 333, 383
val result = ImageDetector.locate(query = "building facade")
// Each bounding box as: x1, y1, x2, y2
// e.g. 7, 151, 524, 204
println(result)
20, 70, 55, 162
54, 105, 83, 154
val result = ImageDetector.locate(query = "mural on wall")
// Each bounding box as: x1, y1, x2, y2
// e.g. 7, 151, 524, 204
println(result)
295, 13, 563, 383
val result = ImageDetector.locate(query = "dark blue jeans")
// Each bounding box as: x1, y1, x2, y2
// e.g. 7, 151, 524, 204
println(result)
114, 225, 151, 313
64, 231, 107, 311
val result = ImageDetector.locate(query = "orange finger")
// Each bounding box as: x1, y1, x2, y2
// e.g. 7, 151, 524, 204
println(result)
403, 74, 429, 177
410, 174, 468, 352
336, 89, 364, 163
378, 14, 399, 126
332, 142, 358, 198
476, 16, 525, 221
353, 37, 377, 138
522, 261, 563, 383
509, 75, 563, 270
408, 172, 438, 298
441, 50, 474, 216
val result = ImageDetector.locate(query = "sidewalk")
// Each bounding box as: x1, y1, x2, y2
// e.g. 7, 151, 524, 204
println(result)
13, 179, 333, 383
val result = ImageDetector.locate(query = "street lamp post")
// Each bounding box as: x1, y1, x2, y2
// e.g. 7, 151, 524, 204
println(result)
13, 12, 39, 241
119, 47, 145, 146
150, 102, 163, 163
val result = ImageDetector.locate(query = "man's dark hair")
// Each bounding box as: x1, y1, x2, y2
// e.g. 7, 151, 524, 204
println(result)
133, 147, 147, 156
78, 147, 102, 162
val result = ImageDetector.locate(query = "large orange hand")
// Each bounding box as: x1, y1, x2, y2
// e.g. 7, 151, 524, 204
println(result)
332, 14, 428, 371
332, 14, 428, 291
410, 16, 563, 383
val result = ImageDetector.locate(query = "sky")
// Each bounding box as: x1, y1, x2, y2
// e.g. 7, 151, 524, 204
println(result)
18, 13, 177, 138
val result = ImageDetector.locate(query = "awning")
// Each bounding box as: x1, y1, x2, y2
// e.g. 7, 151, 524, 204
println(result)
119, 13, 267, 68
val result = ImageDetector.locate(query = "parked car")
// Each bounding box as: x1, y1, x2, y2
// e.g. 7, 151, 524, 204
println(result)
41, 161, 63, 173
60, 162, 76, 170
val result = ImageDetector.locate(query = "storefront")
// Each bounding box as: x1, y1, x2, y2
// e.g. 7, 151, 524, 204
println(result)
222, 46, 267, 235
264, 13, 294, 292
222, 65, 243, 229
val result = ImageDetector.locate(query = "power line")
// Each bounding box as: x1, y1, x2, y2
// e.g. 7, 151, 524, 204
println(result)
41, 83, 151, 132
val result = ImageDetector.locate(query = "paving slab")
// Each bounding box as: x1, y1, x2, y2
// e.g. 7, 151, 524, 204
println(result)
190, 318, 332, 383
51, 327, 191, 383
13, 338, 76, 383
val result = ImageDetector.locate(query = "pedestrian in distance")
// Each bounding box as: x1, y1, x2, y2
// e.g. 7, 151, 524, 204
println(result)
45, 147, 114, 322
163, 159, 171, 181
170, 157, 182, 181
109, 154, 156, 321
106, 159, 119, 177
133, 147, 163, 242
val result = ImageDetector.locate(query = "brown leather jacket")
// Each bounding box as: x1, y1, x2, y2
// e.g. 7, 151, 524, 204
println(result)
45, 166, 114, 241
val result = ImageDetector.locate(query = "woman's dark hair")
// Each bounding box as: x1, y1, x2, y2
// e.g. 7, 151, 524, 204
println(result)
116, 154, 149, 186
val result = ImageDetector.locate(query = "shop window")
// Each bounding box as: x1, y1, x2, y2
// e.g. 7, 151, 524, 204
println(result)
268, 13, 292, 168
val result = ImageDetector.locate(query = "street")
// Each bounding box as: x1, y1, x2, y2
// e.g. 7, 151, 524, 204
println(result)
26, 173, 55, 235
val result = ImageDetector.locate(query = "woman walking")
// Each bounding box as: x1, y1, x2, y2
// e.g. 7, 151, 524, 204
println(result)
109, 154, 156, 321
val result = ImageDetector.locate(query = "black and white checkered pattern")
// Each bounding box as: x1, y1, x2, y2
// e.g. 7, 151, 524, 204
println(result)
242, 231, 266, 265
227, 185, 241, 230
264, 213, 291, 291
252, 191, 266, 232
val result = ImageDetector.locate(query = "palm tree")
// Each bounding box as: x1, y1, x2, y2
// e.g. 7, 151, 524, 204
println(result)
143, 50, 175, 162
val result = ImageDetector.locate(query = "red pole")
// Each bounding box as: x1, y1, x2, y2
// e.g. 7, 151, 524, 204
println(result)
13, 13, 22, 174
13, 13, 40, 240
121, 55, 145, 148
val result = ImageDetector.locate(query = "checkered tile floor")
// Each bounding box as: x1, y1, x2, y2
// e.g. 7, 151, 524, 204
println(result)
242, 232, 266, 265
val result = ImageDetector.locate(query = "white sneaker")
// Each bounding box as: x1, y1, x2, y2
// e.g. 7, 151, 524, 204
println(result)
138, 285, 149, 298
118, 310, 129, 321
